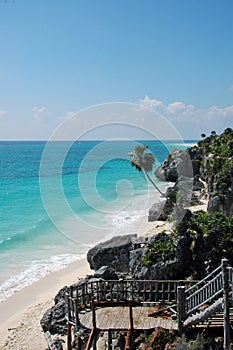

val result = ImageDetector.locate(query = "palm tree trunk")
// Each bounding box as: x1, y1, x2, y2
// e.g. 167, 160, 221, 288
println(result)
144, 170, 165, 196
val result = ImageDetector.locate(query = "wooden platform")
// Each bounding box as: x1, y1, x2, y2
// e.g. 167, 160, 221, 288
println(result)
64, 261, 233, 350
79, 306, 178, 331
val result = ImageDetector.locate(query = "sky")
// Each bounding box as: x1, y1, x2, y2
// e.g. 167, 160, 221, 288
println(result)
0, 0, 233, 140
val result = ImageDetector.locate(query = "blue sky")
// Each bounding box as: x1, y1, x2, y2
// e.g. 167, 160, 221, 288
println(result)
0, 0, 233, 140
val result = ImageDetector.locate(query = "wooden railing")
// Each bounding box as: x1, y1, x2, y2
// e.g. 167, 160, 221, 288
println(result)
177, 259, 233, 343
185, 264, 223, 318
65, 260, 233, 350
68, 279, 195, 307
66, 279, 197, 328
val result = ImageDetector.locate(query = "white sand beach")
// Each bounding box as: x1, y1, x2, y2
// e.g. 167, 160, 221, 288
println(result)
0, 196, 208, 350
0, 258, 92, 350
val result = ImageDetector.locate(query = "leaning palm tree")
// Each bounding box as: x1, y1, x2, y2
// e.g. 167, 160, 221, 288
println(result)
128, 145, 165, 196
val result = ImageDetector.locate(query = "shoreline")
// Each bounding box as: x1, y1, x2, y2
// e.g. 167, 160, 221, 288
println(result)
0, 211, 155, 350
0, 184, 166, 304
0, 257, 92, 350
0, 190, 206, 349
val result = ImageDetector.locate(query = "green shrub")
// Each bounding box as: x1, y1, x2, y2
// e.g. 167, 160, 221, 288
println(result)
144, 231, 176, 266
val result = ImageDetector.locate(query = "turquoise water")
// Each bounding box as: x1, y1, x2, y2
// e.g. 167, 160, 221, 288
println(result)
0, 140, 196, 301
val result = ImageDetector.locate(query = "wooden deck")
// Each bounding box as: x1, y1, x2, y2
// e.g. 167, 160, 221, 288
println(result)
63, 259, 233, 350
79, 306, 178, 331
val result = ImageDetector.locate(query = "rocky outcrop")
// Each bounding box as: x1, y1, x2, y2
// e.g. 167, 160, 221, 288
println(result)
148, 200, 166, 221
93, 265, 119, 280
154, 129, 233, 219
128, 227, 193, 280
40, 286, 68, 335
208, 191, 233, 217
198, 129, 233, 217
155, 148, 193, 182
148, 176, 194, 222
87, 234, 137, 272
40, 267, 119, 337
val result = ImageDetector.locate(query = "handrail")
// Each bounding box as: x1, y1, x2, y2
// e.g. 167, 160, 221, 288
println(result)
185, 268, 223, 318
185, 264, 222, 295
65, 260, 233, 350
69, 279, 197, 310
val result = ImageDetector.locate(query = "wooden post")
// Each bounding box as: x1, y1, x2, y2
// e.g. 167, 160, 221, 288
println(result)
125, 301, 134, 349
91, 298, 97, 330
67, 322, 72, 350
222, 259, 231, 350
177, 286, 186, 334
129, 301, 134, 331
77, 334, 82, 350
108, 330, 112, 350
91, 298, 97, 350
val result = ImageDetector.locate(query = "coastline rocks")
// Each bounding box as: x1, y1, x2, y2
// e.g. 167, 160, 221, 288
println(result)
193, 174, 205, 192
155, 148, 193, 182
207, 170, 233, 217
87, 234, 137, 272
148, 200, 166, 221
128, 232, 193, 280
208, 191, 233, 217
93, 266, 119, 280
148, 176, 193, 222
40, 286, 68, 335
188, 146, 203, 177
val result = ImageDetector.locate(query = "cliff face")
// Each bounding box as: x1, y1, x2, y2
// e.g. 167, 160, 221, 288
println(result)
155, 128, 233, 218
197, 128, 233, 217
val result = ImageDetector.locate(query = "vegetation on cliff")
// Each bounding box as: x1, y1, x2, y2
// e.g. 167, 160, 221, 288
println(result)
145, 128, 233, 279
197, 128, 233, 181
191, 128, 233, 216
143, 231, 176, 266
175, 209, 233, 278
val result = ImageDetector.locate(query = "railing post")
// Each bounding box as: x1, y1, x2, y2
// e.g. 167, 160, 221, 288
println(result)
67, 322, 72, 350
108, 330, 112, 350
91, 298, 97, 330
177, 286, 186, 334
222, 259, 231, 350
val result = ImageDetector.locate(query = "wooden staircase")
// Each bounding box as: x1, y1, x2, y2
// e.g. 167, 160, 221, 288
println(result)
177, 259, 233, 349
64, 259, 233, 350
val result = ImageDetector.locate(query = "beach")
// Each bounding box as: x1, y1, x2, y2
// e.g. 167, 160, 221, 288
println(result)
0, 197, 208, 350
0, 258, 92, 350
0, 210, 154, 350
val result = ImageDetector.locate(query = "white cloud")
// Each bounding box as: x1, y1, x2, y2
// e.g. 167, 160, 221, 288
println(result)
205, 105, 233, 119
136, 95, 233, 138
138, 95, 163, 110
32, 106, 48, 114
167, 101, 186, 113
0, 110, 6, 117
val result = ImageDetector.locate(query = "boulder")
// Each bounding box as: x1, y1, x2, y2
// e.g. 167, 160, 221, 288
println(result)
188, 146, 203, 176
148, 200, 166, 221
40, 286, 69, 335
148, 176, 193, 222
87, 234, 137, 272
93, 266, 118, 280
208, 192, 233, 217
40, 299, 67, 335
155, 149, 193, 182
129, 233, 193, 280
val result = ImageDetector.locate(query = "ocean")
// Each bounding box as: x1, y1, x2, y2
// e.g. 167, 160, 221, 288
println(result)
0, 140, 195, 302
